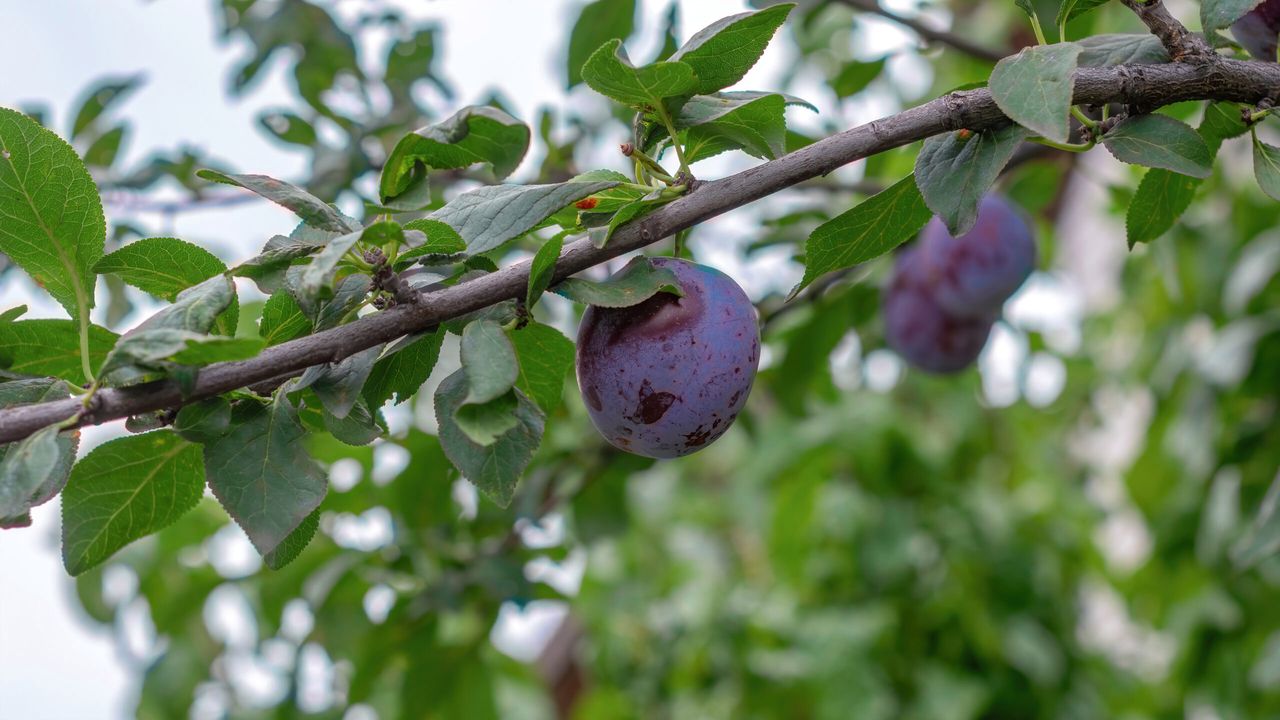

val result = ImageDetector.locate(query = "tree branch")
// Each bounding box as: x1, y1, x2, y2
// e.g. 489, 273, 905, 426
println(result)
2, 59, 1279, 444
1119, 0, 1216, 62
835, 0, 1008, 63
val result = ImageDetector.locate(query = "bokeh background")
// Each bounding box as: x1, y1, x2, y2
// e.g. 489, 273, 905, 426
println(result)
2, 0, 1279, 718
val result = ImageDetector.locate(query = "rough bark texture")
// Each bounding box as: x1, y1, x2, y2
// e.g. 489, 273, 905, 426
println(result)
3, 58, 1280, 444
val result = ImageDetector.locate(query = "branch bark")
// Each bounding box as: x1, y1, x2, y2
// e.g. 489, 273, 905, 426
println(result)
1120, 0, 1216, 62
836, 0, 1008, 62
3, 59, 1280, 444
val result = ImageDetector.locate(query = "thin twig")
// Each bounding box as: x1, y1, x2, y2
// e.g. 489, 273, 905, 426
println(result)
2, 58, 1279, 444
836, 0, 1008, 63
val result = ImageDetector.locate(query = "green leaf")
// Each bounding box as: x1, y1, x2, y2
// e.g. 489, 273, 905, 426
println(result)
197, 169, 358, 233
397, 219, 467, 265
1125, 103, 1247, 246
1013, 0, 1037, 20
429, 180, 618, 255
1125, 169, 1200, 248
1202, 0, 1261, 35
509, 322, 576, 414
989, 42, 1082, 144
0, 107, 104, 325
363, 331, 445, 409
0, 419, 77, 529
295, 344, 382, 420
83, 125, 126, 168
60, 431, 204, 576
915, 124, 1030, 235
454, 391, 520, 445
581, 39, 697, 108
0, 379, 76, 527
168, 336, 265, 365
263, 508, 319, 570
296, 229, 364, 304
1103, 114, 1213, 179
460, 320, 519, 406
567, 0, 637, 87
1200, 101, 1252, 153
675, 91, 805, 163
258, 291, 310, 346
380, 106, 531, 202
655, 1, 680, 62
1253, 134, 1280, 202
1231, 472, 1280, 569
1076, 34, 1169, 67
832, 59, 886, 99
94, 237, 227, 300
0, 305, 26, 324
258, 111, 317, 147
231, 234, 328, 295
71, 75, 143, 139
669, 4, 794, 95
173, 397, 232, 444
94, 237, 236, 335
1055, 0, 1111, 29
554, 256, 684, 307
385, 27, 446, 100
434, 369, 545, 507
0, 319, 118, 385
99, 275, 236, 381
307, 274, 372, 332
322, 396, 383, 446
792, 174, 932, 296
599, 190, 671, 247
204, 397, 327, 555
527, 233, 565, 309
0, 377, 73, 408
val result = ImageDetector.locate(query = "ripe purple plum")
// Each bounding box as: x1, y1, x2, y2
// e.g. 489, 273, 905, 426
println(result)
883, 247, 994, 374
1232, 0, 1280, 61
918, 195, 1036, 318
576, 257, 759, 459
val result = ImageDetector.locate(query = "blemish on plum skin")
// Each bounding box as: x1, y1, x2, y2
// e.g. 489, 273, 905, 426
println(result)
684, 425, 712, 448
626, 380, 678, 424
584, 384, 603, 412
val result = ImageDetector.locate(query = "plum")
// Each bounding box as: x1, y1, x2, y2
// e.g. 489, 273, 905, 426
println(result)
576, 257, 759, 458
1232, 0, 1280, 61
917, 195, 1036, 318
883, 247, 994, 373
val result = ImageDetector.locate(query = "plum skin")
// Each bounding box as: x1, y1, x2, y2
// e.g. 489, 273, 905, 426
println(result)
918, 195, 1036, 319
575, 257, 760, 459
883, 248, 994, 374
1232, 0, 1280, 61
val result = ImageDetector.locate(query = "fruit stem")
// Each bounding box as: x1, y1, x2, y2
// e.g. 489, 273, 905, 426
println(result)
1070, 106, 1097, 130
652, 102, 690, 175
1029, 13, 1048, 46
1029, 135, 1094, 152
624, 144, 676, 184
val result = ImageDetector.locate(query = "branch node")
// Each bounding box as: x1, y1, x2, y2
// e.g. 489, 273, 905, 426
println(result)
1120, 0, 1216, 63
